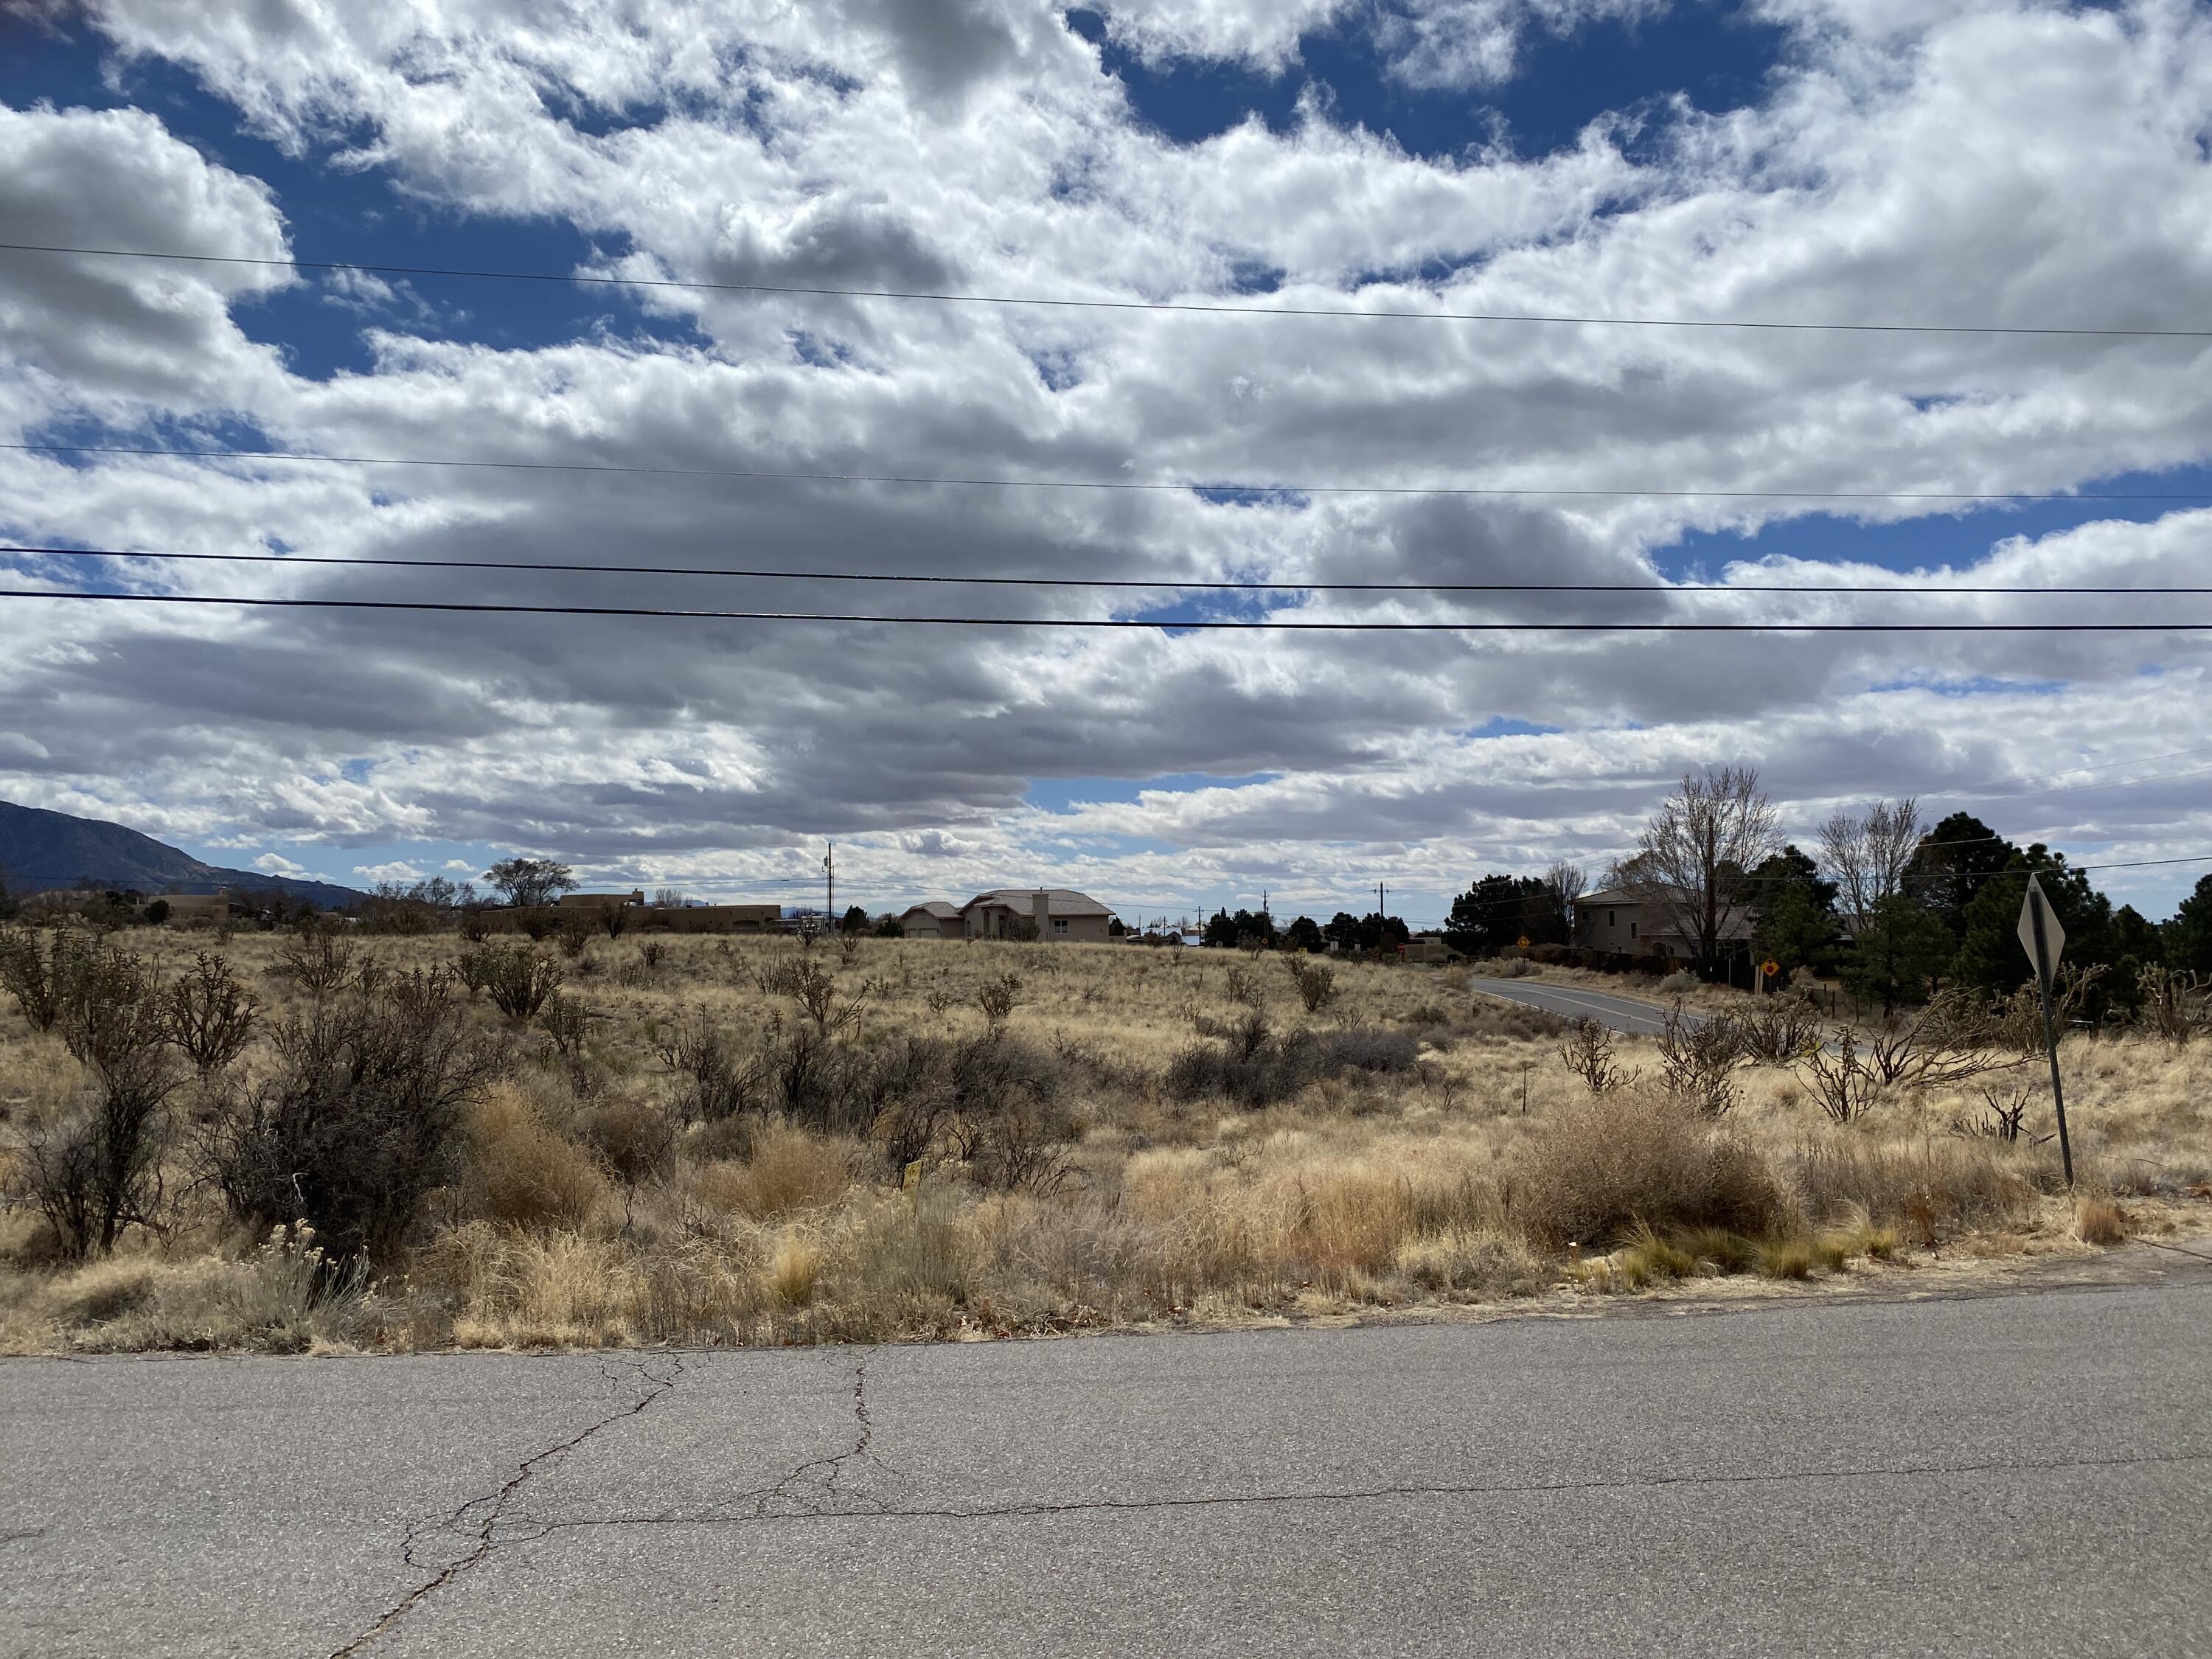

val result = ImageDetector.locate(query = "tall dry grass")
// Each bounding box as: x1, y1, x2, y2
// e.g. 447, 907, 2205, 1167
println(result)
1, 928, 2206, 1352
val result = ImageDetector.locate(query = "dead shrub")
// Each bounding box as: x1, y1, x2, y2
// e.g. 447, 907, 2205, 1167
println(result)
649, 1015, 762, 1124
1503, 1090, 1788, 1250
459, 1085, 610, 1231
696, 1122, 856, 1220
272, 931, 363, 997
2073, 1194, 2128, 1245
1791, 1136, 2035, 1244
1655, 1004, 1749, 1116
577, 1096, 678, 1184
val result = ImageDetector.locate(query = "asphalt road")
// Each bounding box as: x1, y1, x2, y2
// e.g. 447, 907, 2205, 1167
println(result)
4, 1279, 2210, 1659
1468, 976, 1688, 1034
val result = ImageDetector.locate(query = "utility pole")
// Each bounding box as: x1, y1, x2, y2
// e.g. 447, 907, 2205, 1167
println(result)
1377, 881, 1386, 919
823, 841, 834, 924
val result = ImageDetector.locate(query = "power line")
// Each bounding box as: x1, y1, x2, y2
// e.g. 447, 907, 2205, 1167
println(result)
5, 242, 2209, 338
11, 440, 2212, 506
6, 544, 2207, 598
7, 588, 2212, 630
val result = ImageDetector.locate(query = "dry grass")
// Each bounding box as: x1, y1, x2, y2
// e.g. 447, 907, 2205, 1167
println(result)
1, 928, 2206, 1352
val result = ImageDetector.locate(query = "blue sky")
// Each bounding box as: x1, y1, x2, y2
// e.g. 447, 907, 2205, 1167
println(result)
3, 1, 2210, 925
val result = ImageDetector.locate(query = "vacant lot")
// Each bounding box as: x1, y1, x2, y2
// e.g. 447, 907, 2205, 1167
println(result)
2, 929, 2207, 1354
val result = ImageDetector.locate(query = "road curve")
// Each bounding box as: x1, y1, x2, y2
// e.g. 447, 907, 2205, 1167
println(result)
4, 1276, 2209, 1658
1467, 975, 1690, 1035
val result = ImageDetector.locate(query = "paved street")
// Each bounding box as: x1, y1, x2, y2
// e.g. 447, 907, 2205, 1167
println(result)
1468, 976, 1691, 1034
4, 1277, 2210, 1658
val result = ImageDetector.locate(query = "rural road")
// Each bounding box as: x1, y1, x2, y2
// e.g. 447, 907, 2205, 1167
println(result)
1469, 976, 1688, 1034
6, 1276, 2211, 1658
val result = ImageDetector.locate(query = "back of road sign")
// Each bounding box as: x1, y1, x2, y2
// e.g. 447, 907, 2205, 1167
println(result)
2017, 874, 2067, 990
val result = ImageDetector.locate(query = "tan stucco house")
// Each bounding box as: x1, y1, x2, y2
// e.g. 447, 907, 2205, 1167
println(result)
899, 902, 964, 939
959, 888, 1116, 942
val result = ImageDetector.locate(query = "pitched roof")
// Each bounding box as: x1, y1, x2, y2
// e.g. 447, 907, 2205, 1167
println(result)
901, 901, 962, 921
961, 887, 1115, 918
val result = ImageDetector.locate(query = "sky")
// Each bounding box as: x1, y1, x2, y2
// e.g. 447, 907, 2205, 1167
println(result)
1, 0, 2210, 927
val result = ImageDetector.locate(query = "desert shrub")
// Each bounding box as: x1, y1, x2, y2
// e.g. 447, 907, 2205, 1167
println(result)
1324, 1026, 1422, 1073
165, 953, 257, 1074
648, 1015, 761, 1124
1285, 956, 1337, 1014
860, 1031, 1074, 1189
1790, 1136, 2034, 1243
695, 1121, 856, 1220
841, 1190, 980, 1312
1798, 1031, 1883, 1124
202, 973, 497, 1264
787, 959, 873, 1034
639, 939, 668, 971
2074, 1194, 2128, 1245
1658, 970, 1700, 995
457, 1086, 610, 1231
1655, 1005, 1750, 1116
576, 1096, 678, 1183
1393, 1228, 1549, 1298
975, 972, 1023, 1031
0, 925, 82, 1029
554, 908, 594, 959
457, 945, 563, 1021
1558, 1019, 1625, 1094
1736, 997, 1822, 1065
272, 931, 361, 997
1164, 1025, 1325, 1109
2132, 965, 2208, 1047
71, 1228, 371, 1354
21, 945, 181, 1258
1503, 1090, 1788, 1250
1494, 958, 1538, 979
537, 994, 597, 1063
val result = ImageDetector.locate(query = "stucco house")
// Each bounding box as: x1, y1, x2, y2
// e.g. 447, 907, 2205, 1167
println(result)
959, 888, 1116, 942
898, 902, 964, 939
1574, 886, 1755, 962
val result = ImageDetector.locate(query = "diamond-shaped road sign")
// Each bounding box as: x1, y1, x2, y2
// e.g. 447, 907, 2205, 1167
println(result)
2017, 872, 2066, 989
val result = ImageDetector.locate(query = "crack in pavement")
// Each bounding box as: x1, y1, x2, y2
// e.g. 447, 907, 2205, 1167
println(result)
490, 1352, 906, 1549
493, 1444, 2212, 1542
327, 1352, 683, 1658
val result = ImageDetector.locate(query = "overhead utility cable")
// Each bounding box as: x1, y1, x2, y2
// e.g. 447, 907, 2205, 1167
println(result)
4, 243, 2208, 338
4, 544, 2203, 598
5, 589, 2211, 631
10, 441, 2211, 506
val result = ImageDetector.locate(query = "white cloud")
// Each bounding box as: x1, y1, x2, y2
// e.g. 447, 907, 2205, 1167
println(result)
443, 858, 476, 872
251, 852, 308, 877
4, 1, 2211, 920
354, 860, 426, 884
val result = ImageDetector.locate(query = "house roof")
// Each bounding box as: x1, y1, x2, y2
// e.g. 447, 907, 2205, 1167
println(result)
960, 887, 1115, 918
901, 902, 962, 921
1577, 886, 1756, 940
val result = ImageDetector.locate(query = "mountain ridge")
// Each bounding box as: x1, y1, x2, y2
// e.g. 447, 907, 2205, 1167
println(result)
0, 799, 364, 908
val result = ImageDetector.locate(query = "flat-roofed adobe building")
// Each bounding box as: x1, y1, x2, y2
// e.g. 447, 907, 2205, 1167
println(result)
959, 888, 1116, 942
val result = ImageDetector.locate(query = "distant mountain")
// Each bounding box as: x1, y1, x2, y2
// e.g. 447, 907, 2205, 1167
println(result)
0, 799, 364, 908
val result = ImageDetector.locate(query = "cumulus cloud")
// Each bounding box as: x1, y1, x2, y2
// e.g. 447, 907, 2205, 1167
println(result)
251, 852, 308, 876
3, 0, 2211, 919
354, 860, 426, 883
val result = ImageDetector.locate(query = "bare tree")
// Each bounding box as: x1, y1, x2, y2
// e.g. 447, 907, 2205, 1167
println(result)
1540, 862, 1587, 942
1613, 767, 1778, 973
1819, 798, 1921, 932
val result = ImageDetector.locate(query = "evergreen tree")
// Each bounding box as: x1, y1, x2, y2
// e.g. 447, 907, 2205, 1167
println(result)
1443, 874, 1543, 956
2168, 874, 2212, 974
1950, 847, 2113, 998
1840, 892, 1955, 1014
1281, 915, 1325, 953
1909, 813, 2014, 941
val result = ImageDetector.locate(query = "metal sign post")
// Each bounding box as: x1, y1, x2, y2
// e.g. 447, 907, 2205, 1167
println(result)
2016, 874, 2074, 1186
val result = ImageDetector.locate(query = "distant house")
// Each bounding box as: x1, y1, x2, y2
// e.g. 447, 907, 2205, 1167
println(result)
159, 893, 234, 928
899, 902, 964, 939
1574, 886, 1754, 962
557, 890, 645, 908
959, 888, 1116, 942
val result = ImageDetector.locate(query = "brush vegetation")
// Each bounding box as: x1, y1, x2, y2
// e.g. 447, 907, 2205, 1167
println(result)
1, 928, 2206, 1353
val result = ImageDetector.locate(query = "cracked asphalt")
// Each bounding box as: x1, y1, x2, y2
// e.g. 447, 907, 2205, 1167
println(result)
4, 1278, 2211, 1658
